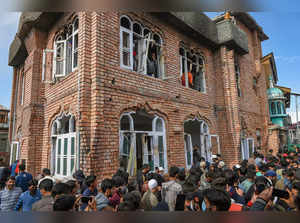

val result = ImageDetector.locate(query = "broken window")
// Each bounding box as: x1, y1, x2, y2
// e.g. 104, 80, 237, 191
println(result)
184, 119, 214, 166
119, 112, 167, 176
234, 55, 242, 97
53, 17, 79, 78
120, 15, 164, 78
180, 47, 206, 92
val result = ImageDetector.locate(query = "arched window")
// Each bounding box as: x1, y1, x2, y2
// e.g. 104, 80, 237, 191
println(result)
184, 119, 213, 167
119, 112, 167, 175
133, 23, 142, 35
53, 17, 79, 78
155, 118, 163, 132
121, 16, 131, 30
120, 16, 133, 69
119, 16, 164, 79
51, 113, 76, 177
179, 47, 206, 92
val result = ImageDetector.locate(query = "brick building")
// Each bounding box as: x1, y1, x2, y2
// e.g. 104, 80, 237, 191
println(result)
0, 105, 10, 166
8, 12, 271, 178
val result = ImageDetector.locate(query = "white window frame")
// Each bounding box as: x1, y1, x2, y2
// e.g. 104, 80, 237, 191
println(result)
20, 73, 25, 105
53, 18, 79, 79
55, 132, 76, 177
10, 141, 20, 165
119, 113, 168, 174
184, 133, 193, 169
241, 138, 254, 160
198, 55, 207, 93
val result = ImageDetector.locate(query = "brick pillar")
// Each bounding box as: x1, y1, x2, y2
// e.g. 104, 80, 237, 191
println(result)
218, 47, 242, 167
78, 12, 92, 176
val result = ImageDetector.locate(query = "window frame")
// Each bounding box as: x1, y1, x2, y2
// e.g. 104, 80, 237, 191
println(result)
10, 141, 20, 165
20, 72, 25, 105
180, 47, 206, 93
55, 132, 76, 177
119, 16, 165, 79
51, 114, 77, 177
234, 55, 242, 97
53, 18, 79, 79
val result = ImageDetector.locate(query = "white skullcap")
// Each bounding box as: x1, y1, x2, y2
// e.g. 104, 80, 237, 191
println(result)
212, 155, 217, 159
148, 179, 158, 190
235, 164, 241, 169
218, 161, 225, 168
158, 167, 164, 171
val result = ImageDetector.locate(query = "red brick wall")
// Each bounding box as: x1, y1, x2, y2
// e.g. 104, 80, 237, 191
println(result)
9, 12, 271, 178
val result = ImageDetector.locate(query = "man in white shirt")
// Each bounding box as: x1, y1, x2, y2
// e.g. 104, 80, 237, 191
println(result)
38, 168, 55, 186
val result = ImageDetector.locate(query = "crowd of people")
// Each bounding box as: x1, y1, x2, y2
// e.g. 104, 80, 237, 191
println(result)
0, 148, 300, 212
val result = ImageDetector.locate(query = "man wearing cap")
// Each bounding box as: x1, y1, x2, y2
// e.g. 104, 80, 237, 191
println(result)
265, 170, 277, 186
141, 179, 159, 211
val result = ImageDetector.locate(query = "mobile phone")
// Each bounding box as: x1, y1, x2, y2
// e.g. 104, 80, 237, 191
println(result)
272, 189, 289, 199
81, 196, 92, 203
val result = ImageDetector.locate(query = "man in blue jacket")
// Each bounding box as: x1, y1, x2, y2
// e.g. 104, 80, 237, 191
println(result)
16, 164, 33, 192
15, 179, 41, 211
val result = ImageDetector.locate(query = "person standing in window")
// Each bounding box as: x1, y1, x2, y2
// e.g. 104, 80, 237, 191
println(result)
147, 51, 158, 78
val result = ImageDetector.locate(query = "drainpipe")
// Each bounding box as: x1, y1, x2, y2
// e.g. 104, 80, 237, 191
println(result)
76, 48, 81, 171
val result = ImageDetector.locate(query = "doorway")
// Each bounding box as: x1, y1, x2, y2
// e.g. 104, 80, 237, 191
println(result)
120, 111, 167, 176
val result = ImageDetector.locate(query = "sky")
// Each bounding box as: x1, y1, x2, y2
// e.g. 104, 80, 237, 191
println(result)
0, 11, 300, 121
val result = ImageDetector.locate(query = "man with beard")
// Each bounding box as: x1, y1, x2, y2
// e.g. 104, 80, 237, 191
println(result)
15, 179, 41, 211
141, 179, 159, 211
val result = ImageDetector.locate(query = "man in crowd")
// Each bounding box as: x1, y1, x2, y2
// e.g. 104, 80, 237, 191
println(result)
16, 164, 33, 192
137, 164, 150, 193
15, 179, 41, 211
38, 168, 55, 186
32, 179, 54, 211
161, 166, 182, 211
141, 179, 159, 210
0, 176, 22, 211
202, 188, 231, 211
95, 179, 113, 211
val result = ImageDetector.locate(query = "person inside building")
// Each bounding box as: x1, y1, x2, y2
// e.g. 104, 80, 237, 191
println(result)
32, 179, 54, 211
181, 63, 193, 88
15, 164, 33, 192
147, 47, 158, 78
0, 176, 23, 211
15, 179, 41, 211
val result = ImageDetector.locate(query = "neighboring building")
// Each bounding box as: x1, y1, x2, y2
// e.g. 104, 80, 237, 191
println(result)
261, 53, 291, 153
0, 105, 10, 165
8, 12, 270, 178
